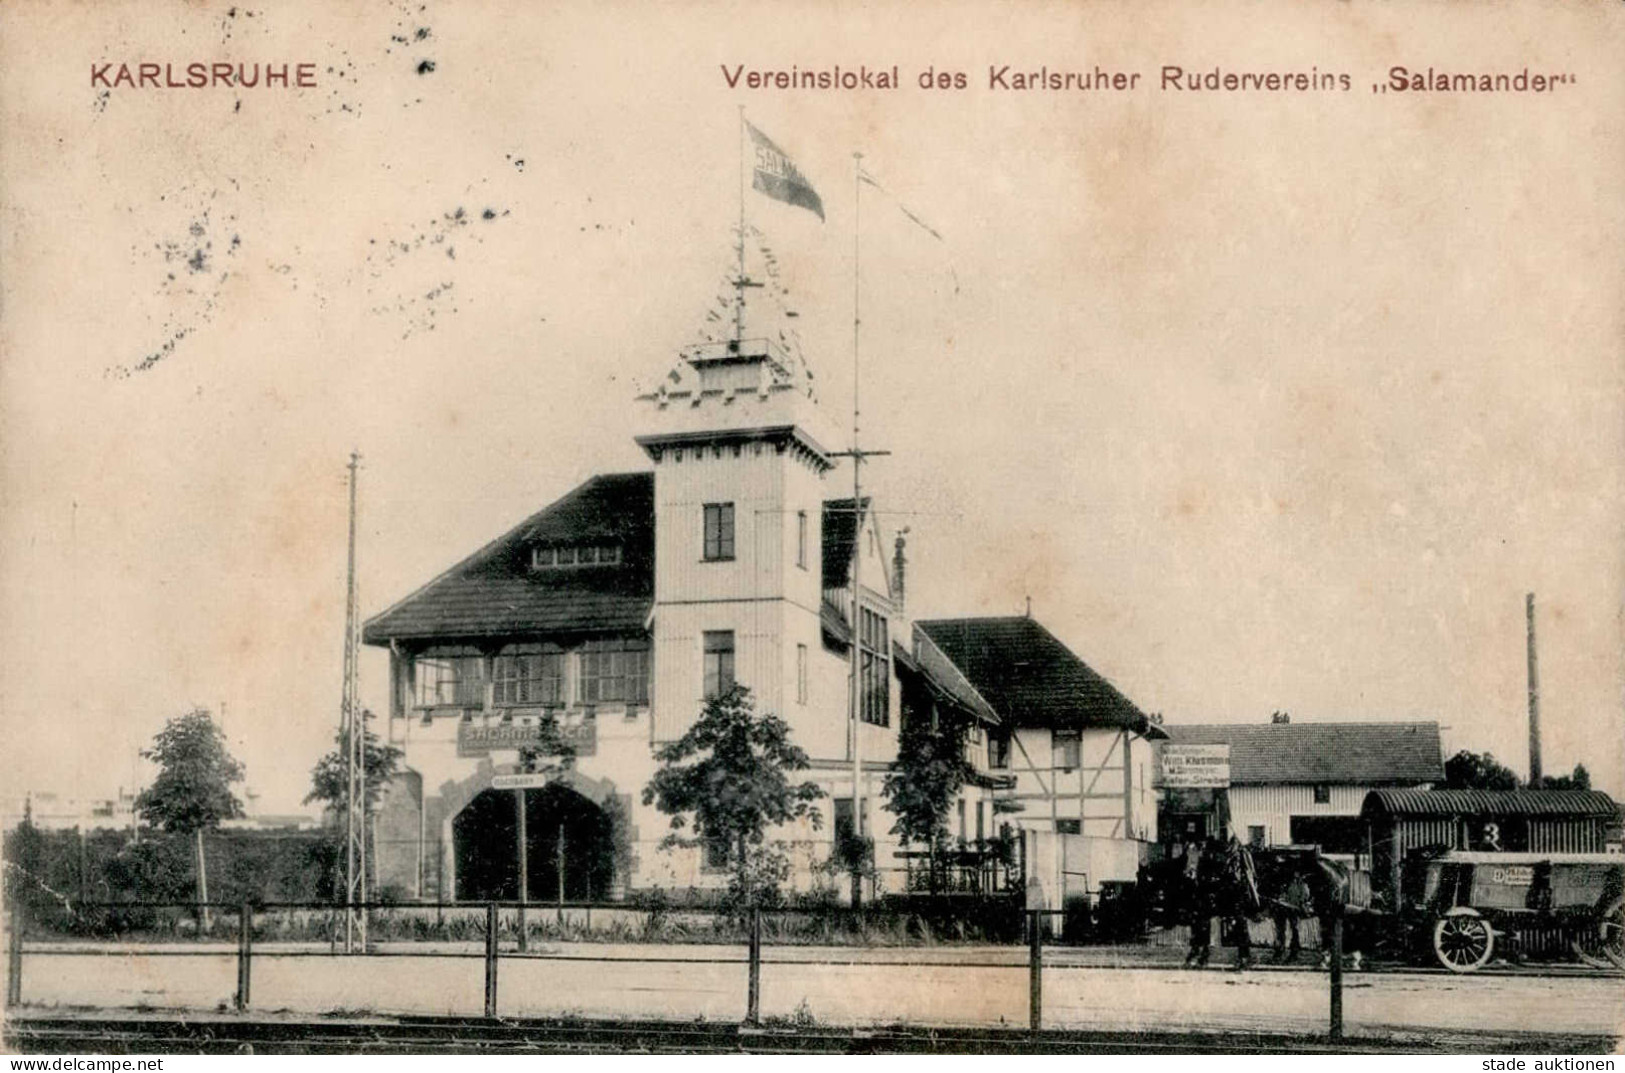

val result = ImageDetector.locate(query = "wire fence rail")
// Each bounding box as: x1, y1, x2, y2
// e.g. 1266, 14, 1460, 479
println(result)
3, 898, 1355, 1039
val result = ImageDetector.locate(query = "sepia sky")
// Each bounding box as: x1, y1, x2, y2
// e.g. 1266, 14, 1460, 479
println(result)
2, 0, 1622, 813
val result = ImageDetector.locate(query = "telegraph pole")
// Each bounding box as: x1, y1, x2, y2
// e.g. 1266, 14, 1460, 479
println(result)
341, 451, 367, 951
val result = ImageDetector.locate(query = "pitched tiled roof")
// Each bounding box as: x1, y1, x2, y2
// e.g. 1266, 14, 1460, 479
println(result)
362, 472, 654, 645
1363, 788, 1618, 819
1165, 722, 1443, 786
914, 617, 1162, 737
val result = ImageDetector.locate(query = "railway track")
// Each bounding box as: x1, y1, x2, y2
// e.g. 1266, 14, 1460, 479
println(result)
5, 1012, 1616, 1055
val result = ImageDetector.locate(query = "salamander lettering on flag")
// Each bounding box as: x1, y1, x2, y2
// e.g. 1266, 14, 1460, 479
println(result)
746, 121, 824, 221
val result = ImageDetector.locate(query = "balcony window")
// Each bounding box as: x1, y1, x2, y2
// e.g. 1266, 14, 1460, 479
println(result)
579, 638, 651, 705
414, 654, 485, 708
492, 650, 564, 706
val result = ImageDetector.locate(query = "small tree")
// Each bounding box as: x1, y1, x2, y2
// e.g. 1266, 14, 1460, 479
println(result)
305, 711, 404, 818
306, 710, 403, 899
1442, 749, 1521, 791
135, 708, 244, 927
643, 684, 824, 907
516, 713, 577, 775
882, 700, 979, 894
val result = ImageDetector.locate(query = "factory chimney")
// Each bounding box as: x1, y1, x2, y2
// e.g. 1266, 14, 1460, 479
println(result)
1527, 592, 1542, 786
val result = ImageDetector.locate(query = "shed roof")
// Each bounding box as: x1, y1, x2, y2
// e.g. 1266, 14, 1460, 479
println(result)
914, 617, 1162, 737
362, 472, 654, 645
1164, 722, 1442, 786
1362, 788, 1619, 820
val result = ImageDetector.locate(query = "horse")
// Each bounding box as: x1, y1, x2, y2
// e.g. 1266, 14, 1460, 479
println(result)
1182, 836, 1265, 968
1254, 847, 1374, 968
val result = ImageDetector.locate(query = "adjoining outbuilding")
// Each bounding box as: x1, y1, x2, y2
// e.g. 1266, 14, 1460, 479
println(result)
1156, 721, 1444, 857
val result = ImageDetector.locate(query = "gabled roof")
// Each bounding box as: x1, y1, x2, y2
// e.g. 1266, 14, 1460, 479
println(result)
914, 616, 1162, 738
363, 473, 654, 646
1165, 722, 1443, 786
1362, 788, 1617, 820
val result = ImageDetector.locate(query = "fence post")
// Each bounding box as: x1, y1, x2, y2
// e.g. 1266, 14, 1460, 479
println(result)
746, 907, 762, 1026
235, 902, 252, 1011
484, 902, 499, 1019
1028, 909, 1043, 1032
6, 899, 22, 1008
1328, 906, 1344, 1041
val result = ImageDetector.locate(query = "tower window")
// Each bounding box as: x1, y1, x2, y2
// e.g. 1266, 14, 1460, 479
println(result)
796, 510, 808, 570
703, 503, 735, 561
703, 630, 735, 698
796, 643, 808, 704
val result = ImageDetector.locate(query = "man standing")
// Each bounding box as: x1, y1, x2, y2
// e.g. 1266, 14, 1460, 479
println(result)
1182, 841, 1213, 968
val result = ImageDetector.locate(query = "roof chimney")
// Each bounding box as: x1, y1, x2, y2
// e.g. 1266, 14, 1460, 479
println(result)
892, 529, 908, 607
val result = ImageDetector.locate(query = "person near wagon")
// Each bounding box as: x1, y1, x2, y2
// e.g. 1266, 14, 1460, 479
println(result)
1181, 841, 1213, 968
1272, 869, 1313, 964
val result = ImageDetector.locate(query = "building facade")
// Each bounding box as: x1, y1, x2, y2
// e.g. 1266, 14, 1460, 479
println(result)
916, 617, 1165, 905
362, 337, 1160, 904
363, 338, 918, 901
1157, 721, 1444, 858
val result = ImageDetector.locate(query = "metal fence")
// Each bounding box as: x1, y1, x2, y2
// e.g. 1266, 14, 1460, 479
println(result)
2, 898, 1356, 1040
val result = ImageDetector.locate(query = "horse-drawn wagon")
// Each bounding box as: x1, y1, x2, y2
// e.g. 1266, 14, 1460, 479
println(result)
1401, 850, 1624, 972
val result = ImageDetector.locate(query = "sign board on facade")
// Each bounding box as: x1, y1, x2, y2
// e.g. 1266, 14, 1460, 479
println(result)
491, 773, 553, 791
456, 717, 597, 759
1160, 744, 1231, 788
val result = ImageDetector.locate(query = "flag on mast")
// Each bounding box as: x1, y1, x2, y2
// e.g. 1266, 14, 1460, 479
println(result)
745, 121, 825, 221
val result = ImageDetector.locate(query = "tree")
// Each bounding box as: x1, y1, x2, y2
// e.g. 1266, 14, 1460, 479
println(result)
306, 710, 403, 900
305, 711, 404, 817
882, 698, 979, 894
135, 708, 244, 927
642, 684, 824, 907
1270, 710, 1291, 725
516, 713, 577, 775
1537, 763, 1591, 791
1442, 749, 1520, 791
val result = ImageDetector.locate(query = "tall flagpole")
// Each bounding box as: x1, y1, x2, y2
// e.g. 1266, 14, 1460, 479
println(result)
850, 151, 863, 846
736, 106, 746, 343
830, 153, 890, 903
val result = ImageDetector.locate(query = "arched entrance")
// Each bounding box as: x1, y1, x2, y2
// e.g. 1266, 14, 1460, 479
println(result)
452, 783, 617, 902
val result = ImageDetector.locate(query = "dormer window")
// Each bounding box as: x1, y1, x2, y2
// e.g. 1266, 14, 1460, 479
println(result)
531, 543, 621, 571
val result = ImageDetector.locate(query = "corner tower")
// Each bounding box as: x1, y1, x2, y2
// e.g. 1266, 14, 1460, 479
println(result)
634, 337, 839, 746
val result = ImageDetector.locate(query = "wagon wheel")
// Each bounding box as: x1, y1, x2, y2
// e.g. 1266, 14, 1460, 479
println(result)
1432, 909, 1494, 973
1599, 896, 1625, 971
